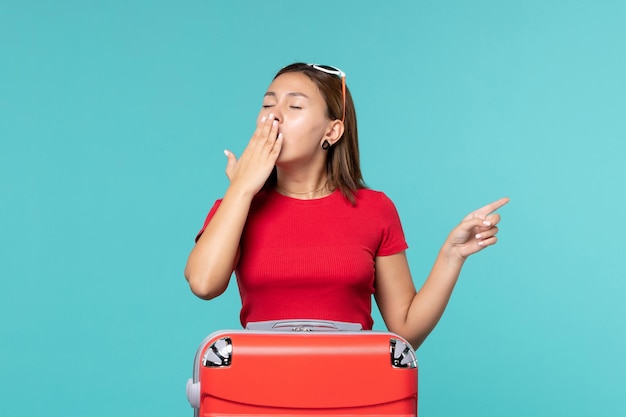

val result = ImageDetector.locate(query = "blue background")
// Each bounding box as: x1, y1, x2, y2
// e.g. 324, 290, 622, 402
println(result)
1, 1, 625, 416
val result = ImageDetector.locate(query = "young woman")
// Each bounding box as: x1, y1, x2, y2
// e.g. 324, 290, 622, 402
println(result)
185, 63, 508, 349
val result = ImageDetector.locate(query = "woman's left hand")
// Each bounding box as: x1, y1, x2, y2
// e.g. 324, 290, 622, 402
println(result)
446, 197, 510, 260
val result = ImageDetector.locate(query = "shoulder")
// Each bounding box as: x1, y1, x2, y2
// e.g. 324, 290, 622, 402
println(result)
356, 188, 405, 221
353, 188, 397, 207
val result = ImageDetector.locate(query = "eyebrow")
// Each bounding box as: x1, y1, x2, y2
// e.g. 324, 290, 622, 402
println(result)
264, 92, 309, 99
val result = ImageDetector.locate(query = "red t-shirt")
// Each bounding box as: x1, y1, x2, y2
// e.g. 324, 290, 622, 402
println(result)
196, 188, 408, 329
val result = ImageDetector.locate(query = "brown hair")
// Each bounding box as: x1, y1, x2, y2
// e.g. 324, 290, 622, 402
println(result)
263, 62, 366, 204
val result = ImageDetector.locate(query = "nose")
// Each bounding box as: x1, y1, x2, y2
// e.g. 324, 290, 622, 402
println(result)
270, 105, 283, 123
259, 102, 284, 124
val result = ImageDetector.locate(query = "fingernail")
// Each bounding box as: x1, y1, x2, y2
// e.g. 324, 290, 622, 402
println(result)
223, 150, 229, 156
475, 233, 482, 239
483, 220, 491, 226
261, 116, 267, 122
478, 241, 485, 246
269, 113, 275, 119
272, 119, 278, 126
277, 133, 283, 140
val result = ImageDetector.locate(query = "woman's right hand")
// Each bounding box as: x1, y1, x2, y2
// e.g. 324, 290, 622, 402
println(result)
186, 114, 282, 299
224, 113, 283, 195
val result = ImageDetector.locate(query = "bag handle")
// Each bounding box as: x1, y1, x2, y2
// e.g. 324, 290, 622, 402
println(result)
245, 320, 363, 332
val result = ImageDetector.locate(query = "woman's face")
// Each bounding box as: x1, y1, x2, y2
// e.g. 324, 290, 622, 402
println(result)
259, 72, 333, 166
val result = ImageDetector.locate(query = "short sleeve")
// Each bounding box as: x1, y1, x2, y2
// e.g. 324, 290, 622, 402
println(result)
194, 199, 223, 243
376, 193, 409, 256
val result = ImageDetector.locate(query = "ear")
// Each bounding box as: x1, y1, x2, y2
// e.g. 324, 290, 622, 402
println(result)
321, 120, 345, 147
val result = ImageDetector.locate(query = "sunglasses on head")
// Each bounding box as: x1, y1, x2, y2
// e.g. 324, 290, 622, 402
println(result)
308, 64, 346, 123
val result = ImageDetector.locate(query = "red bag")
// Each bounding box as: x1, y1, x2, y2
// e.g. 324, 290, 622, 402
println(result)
187, 320, 418, 416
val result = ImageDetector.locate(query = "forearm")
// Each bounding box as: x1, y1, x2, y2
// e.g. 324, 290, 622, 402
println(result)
184, 185, 255, 299
401, 197, 509, 347
403, 242, 465, 348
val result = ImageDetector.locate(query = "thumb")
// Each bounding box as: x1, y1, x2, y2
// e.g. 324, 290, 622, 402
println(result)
224, 149, 237, 181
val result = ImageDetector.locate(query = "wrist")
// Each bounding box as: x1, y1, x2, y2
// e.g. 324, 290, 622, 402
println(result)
225, 182, 258, 202
441, 239, 467, 267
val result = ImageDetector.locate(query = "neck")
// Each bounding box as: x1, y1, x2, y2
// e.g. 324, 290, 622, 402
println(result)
274, 171, 331, 200
275, 164, 333, 200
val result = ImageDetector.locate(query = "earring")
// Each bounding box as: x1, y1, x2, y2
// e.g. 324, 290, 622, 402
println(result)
321, 140, 331, 150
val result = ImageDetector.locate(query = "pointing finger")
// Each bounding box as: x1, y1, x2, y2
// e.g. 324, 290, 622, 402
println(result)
466, 197, 510, 220
480, 197, 510, 215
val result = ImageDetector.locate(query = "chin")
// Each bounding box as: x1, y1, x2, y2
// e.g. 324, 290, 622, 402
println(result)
275, 152, 305, 168
274, 155, 290, 167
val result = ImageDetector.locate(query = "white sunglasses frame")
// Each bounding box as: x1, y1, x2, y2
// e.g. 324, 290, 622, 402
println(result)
307, 64, 347, 122
308, 64, 346, 79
